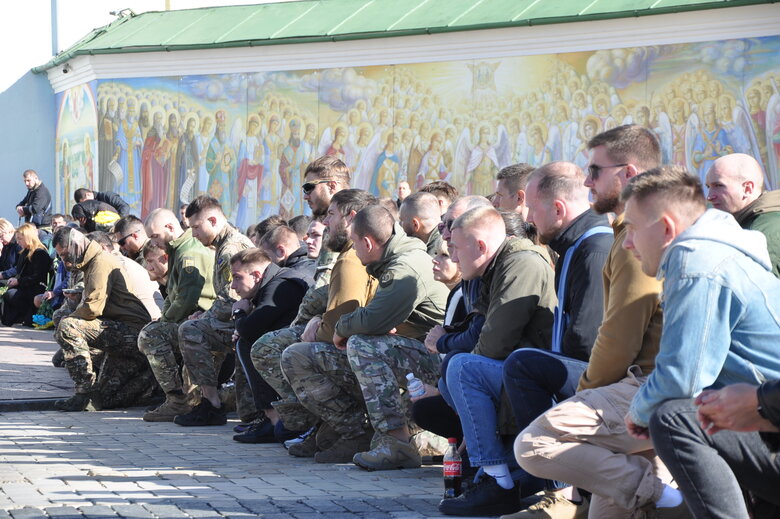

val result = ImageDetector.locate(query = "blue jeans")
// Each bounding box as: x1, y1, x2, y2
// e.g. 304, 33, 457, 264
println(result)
650, 398, 780, 519
440, 354, 514, 467
502, 348, 587, 432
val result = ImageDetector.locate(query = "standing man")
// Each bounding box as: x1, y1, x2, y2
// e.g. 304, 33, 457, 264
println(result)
706, 153, 780, 278
396, 180, 411, 208
52, 227, 151, 411
173, 196, 253, 426
138, 208, 215, 422
17, 170, 52, 228
74, 188, 131, 217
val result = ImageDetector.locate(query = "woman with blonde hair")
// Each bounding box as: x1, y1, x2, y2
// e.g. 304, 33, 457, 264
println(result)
1, 223, 52, 326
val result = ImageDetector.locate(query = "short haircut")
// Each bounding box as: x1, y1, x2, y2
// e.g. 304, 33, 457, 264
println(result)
304, 155, 351, 185
498, 210, 535, 241
86, 231, 114, 250
620, 165, 706, 217
587, 124, 661, 173
180, 203, 188, 210
185, 195, 223, 218
530, 162, 589, 202
114, 215, 144, 235
331, 189, 378, 217
22, 169, 38, 179
400, 192, 440, 222
259, 225, 299, 250
143, 241, 167, 258
452, 195, 493, 213
230, 247, 272, 268
497, 163, 535, 193
451, 206, 503, 233
288, 215, 312, 239
254, 215, 287, 241
420, 181, 459, 204
51, 213, 67, 221
379, 197, 399, 221
52, 226, 74, 249
352, 205, 394, 245
74, 188, 93, 203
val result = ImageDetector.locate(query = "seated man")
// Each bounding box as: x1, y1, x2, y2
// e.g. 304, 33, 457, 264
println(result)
174, 196, 253, 426
705, 153, 780, 277
137, 208, 215, 422
512, 124, 666, 518
651, 381, 780, 518
342, 205, 449, 470
399, 192, 443, 256
229, 248, 311, 443
143, 242, 169, 298
611, 166, 780, 517
74, 188, 131, 217
52, 227, 152, 411
252, 189, 378, 454
304, 218, 326, 261
437, 206, 556, 517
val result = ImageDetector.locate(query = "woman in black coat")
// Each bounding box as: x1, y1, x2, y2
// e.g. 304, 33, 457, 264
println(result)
1, 223, 52, 326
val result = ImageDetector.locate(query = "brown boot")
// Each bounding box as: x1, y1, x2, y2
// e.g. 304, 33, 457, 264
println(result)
143, 393, 191, 422
314, 431, 372, 464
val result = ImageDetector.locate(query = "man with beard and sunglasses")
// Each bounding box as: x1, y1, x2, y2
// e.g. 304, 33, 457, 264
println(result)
248, 189, 378, 448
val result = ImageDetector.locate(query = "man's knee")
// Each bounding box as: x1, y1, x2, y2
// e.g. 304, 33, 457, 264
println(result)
514, 421, 558, 478
648, 398, 697, 439
280, 342, 316, 378
345, 334, 377, 362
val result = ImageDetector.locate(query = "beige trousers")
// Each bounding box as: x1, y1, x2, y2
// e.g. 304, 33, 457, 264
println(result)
515, 368, 674, 518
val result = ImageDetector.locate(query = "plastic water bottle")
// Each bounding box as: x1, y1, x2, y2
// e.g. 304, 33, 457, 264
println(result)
406, 373, 425, 398
443, 437, 462, 498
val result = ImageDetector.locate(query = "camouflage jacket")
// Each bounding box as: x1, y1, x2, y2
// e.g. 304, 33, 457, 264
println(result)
203, 225, 253, 322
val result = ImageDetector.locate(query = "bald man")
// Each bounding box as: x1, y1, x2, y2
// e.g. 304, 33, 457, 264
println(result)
399, 191, 442, 256
138, 208, 216, 422
437, 206, 556, 517
706, 153, 780, 277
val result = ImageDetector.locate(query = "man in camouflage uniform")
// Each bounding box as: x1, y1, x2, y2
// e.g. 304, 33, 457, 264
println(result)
138, 208, 216, 422
252, 189, 377, 458
52, 227, 152, 412
282, 205, 448, 468
173, 195, 254, 426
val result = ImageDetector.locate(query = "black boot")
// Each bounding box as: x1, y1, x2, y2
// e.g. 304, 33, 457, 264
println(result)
54, 393, 92, 412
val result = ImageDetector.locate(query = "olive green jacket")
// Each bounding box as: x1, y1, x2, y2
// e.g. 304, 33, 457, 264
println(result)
161, 229, 216, 323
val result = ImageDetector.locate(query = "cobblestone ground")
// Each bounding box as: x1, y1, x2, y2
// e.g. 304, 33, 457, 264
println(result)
0, 409, 456, 519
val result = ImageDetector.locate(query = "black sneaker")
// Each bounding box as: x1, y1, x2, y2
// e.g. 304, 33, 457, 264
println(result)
233, 419, 275, 443
173, 399, 227, 427
438, 474, 519, 517
274, 421, 304, 443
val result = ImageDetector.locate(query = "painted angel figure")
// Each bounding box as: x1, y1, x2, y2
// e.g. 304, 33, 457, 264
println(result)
318, 123, 355, 169
719, 95, 767, 186
452, 124, 511, 195
685, 100, 733, 186
416, 131, 448, 189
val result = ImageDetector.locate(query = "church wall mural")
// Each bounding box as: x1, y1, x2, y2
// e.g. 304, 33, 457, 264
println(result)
57, 35, 780, 229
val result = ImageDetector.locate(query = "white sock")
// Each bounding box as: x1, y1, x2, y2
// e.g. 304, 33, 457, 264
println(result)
483, 464, 514, 490
656, 484, 683, 508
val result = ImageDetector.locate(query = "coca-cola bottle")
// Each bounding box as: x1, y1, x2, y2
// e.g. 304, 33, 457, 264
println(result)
442, 437, 462, 499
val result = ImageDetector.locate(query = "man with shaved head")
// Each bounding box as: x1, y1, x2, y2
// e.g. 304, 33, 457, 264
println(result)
437, 205, 556, 516
399, 191, 443, 256
138, 208, 216, 422
706, 153, 780, 277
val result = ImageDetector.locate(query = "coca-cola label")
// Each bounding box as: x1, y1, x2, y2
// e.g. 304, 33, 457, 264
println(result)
443, 460, 462, 477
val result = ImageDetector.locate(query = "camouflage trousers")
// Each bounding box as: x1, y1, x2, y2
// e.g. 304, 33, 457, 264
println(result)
91, 349, 158, 409
52, 298, 79, 328
56, 316, 147, 394
179, 315, 257, 420
280, 341, 369, 438
138, 320, 188, 394
250, 324, 304, 403
346, 334, 440, 434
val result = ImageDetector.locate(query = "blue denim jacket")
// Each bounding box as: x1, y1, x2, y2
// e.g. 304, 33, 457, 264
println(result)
630, 209, 780, 426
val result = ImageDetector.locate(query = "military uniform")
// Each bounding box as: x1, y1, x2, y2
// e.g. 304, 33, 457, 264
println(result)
179, 225, 253, 414
57, 241, 152, 398
138, 229, 215, 395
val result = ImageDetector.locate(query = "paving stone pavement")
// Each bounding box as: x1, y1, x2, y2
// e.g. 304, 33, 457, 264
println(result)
0, 327, 71, 402
0, 409, 482, 519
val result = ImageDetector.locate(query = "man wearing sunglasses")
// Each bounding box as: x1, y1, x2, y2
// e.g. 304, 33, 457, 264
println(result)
301, 155, 351, 218
511, 126, 675, 518
113, 215, 149, 265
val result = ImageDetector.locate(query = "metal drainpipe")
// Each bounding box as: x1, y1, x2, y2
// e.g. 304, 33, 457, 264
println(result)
50, 0, 59, 56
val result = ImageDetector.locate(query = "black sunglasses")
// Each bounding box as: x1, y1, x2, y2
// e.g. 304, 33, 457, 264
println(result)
587, 163, 628, 180
438, 218, 455, 233
302, 179, 331, 195
117, 232, 135, 247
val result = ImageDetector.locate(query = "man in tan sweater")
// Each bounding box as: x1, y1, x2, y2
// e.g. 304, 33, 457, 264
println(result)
505, 126, 683, 519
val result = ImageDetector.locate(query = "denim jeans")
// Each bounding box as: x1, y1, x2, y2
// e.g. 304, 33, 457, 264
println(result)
502, 348, 588, 432
440, 353, 515, 467
650, 398, 780, 519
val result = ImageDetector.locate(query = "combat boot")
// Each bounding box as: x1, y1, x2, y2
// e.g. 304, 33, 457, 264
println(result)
54, 393, 92, 412
143, 393, 192, 422
314, 431, 372, 463
352, 433, 421, 471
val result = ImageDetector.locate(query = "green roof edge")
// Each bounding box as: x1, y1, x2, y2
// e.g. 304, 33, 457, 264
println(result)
32, 0, 776, 74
